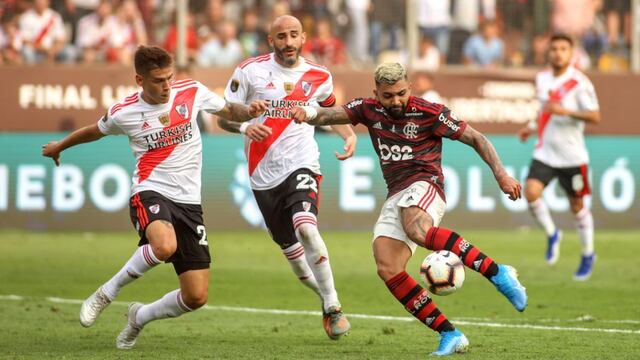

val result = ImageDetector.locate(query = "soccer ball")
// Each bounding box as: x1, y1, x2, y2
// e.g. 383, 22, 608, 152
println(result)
420, 250, 465, 296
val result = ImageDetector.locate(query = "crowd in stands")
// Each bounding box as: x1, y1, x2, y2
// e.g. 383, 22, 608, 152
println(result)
0, 0, 633, 72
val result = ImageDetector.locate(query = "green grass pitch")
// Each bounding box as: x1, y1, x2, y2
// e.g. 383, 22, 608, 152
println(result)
1, 229, 639, 359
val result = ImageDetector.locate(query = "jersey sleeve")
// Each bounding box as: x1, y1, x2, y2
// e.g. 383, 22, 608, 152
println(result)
432, 106, 467, 140
342, 98, 366, 126
224, 66, 250, 103
576, 79, 599, 111
316, 73, 336, 107
196, 82, 226, 113
97, 109, 124, 135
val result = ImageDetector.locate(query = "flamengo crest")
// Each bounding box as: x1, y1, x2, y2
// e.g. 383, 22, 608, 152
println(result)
403, 122, 418, 139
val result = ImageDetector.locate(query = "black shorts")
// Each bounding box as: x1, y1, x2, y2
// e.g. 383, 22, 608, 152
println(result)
527, 159, 591, 198
253, 168, 321, 249
130, 190, 210, 275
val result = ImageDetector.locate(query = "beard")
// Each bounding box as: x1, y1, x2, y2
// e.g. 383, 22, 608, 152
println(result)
388, 106, 405, 119
275, 46, 300, 66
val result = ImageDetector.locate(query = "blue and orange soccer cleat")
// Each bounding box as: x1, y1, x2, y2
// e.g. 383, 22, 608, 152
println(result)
545, 229, 562, 265
430, 329, 469, 356
574, 254, 596, 281
491, 265, 528, 312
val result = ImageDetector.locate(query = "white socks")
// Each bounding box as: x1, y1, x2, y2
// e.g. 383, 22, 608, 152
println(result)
293, 212, 340, 311
102, 244, 161, 300
282, 242, 321, 296
529, 199, 557, 236
575, 207, 594, 255
135, 289, 192, 327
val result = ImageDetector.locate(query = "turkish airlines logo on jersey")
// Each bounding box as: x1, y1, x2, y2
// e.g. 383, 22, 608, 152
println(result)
175, 103, 189, 120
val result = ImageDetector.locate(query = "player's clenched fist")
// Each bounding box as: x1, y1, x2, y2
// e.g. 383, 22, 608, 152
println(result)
289, 106, 309, 124
42, 141, 61, 166
497, 175, 522, 201
248, 99, 269, 118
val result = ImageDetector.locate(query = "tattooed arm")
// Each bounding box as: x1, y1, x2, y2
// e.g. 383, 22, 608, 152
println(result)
290, 106, 351, 126
213, 100, 268, 123
458, 124, 522, 200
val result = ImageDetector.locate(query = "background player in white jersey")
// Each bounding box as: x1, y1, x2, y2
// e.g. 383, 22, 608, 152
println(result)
518, 34, 601, 281
42, 46, 267, 349
217, 15, 355, 340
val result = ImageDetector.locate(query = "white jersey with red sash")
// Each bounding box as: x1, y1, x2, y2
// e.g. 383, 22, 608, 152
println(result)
224, 53, 336, 190
19, 8, 66, 50
97, 79, 226, 204
533, 66, 599, 168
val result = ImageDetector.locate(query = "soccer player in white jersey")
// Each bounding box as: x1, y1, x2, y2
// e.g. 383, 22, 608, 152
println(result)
217, 15, 355, 340
42, 46, 267, 349
518, 34, 601, 281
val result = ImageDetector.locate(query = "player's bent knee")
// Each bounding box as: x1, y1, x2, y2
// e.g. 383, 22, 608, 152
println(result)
404, 226, 428, 246
182, 289, 208, 309
375, 259, 404, 281
152, 241, 177, 261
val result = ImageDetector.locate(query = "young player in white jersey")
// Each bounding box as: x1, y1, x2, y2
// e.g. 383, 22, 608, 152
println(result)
518, 34, 601, 281
217, 15, 355, 340
42, 46, 267, 349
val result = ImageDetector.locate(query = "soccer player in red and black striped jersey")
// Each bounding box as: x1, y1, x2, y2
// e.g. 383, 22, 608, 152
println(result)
291, 62, 528, 356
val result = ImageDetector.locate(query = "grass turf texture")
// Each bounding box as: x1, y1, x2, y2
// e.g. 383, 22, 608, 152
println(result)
1, 229, 639, 359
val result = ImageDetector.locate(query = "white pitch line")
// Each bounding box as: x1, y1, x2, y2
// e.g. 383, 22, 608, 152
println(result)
2, 294, 639, 335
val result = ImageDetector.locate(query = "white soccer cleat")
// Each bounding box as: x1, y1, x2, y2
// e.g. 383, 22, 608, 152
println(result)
116, 302, 144, 350
79, 287, 112, 327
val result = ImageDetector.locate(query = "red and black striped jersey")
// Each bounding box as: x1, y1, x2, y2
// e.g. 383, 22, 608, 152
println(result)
343, 96, 467, 200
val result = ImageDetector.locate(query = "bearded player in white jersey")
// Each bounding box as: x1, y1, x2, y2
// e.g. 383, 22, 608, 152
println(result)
518, 34, 601, 281
42, 46, 267, 349
217, 15, 355, 339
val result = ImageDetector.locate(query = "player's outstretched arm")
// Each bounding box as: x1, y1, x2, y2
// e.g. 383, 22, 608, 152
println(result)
41, 123, 106, 166
330, 124, 357, 160
291, 106, 351, 126
545, 103, 601, 124
458, 124, 521, 201
217, 118, 272, 142
214, 100, 268, 123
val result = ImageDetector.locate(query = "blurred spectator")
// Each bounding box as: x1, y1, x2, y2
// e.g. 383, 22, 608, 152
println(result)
163, 11, 198, 63
0, 14, 24, 64
369, 0, 404, 62
302, 17, 347, 66
449, 0, 497, 63
112, 0, 147, 65
412, 35, 440, 71
238, 8, 268, 57
197, 20, 242, 67
75, 0, 118, 63
19, 0, 77, 64
416, 0, 451, 57
345, 0, 370, 65
196, 0, 225, 41
412, 71, 443, 104
582, 0, 607, 65
604, 0, 631, 50
463, 20, 504, 68
551, 0, 597, 39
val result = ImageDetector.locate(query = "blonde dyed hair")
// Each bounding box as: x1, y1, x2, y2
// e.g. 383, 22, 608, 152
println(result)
374, 62, 407, 85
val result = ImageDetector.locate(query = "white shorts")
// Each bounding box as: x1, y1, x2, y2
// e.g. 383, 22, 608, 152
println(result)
373, 181, 446, 254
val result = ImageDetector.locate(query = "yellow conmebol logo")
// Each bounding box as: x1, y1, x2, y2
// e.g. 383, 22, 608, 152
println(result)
158, 113, 170, 126
284, 82, 294, 95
